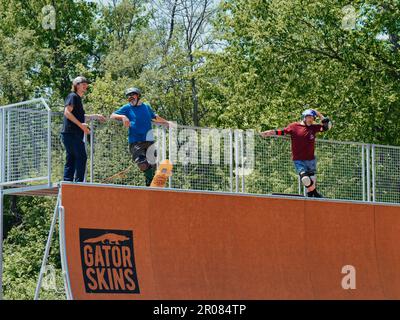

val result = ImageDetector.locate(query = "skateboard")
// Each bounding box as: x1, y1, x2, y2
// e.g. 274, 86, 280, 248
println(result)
150, 159, 173, 188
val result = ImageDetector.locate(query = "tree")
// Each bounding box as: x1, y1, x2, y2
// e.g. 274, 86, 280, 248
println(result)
88, 0, 217, 126
203, 0, 400, 144
175, 0, 216, 126
0, 29, 48, 104
0, 0, 101, 101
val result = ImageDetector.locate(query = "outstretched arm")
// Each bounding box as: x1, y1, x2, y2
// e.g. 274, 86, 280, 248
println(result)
260, 129, 286, 137
85, 114, 106, 122
152, 115, 171, 128
110, 113, 130, 128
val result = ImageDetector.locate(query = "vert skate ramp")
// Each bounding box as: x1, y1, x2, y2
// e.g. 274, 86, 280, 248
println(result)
59, 182, 400, 299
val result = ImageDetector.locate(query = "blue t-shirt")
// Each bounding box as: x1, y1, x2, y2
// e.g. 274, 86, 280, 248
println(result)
114, 102, 157, 143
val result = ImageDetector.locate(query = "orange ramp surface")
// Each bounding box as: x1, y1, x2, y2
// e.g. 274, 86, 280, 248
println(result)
59, 183, 400, 300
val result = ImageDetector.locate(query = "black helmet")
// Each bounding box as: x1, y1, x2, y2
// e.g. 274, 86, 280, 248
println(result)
125, 87, 141, 97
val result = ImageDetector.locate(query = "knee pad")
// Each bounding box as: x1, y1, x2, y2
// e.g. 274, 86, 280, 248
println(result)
138, 162, 150, 172
300, 171, 314, 188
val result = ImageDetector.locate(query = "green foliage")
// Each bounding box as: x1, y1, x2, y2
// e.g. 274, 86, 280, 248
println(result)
1, 0, 400, 299
3, 197, 64, 300
0, 0, 101, 102
202, 0, 400, 145
0, 29, 48, 103
86, 0, 198, 125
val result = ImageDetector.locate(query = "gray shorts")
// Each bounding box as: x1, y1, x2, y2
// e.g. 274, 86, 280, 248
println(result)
129, 141, 156, 166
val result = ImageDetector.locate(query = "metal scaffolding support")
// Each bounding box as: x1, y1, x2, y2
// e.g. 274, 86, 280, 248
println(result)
34, 190, 61, 300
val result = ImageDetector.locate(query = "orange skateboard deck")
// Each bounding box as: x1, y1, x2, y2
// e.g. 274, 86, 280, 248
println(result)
150, 159, 173, 188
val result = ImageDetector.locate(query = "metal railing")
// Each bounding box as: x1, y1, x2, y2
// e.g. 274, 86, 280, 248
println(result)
0, 99, 51, 186
372, 144, 400, 203
1, 100, 400, 204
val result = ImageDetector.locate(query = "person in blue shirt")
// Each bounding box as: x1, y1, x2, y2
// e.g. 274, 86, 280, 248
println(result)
111, 87, 171, 186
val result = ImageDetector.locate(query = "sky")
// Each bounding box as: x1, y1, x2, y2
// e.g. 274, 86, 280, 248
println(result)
87, 0, 113, 5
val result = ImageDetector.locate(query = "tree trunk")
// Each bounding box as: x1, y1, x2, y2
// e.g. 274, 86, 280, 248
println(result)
189, 52, 199, 126
165, 0, 178, 55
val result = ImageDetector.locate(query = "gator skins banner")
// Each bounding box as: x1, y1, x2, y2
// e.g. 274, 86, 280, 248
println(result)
79, 228, 140, 294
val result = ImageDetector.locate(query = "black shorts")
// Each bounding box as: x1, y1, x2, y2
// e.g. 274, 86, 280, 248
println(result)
129, 141, 156, 166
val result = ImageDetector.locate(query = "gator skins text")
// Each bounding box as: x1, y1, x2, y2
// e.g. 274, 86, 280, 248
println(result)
79, 228, 140, 294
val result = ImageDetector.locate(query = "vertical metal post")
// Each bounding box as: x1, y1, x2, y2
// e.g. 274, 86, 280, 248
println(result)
229, 130, 233, 193
59, 205, 72, 300
162, 127, 166, 161
154, 127, 160, 166
234, 130, 239, 193
240, 130, 245, 193
0, 187, 3, 300
90, 121, 94, 183
1, 110, 5, 185
47, 109, 52, 186
34, 192, 60, 300
371, 145, 376, 202
366, 145, 371, 202
361, 144, 366, 202
0, 109, 4, 299
168, 125, 173, 187
298, 176, 302, 195
7, 111, 10, 182
167, 126, 171, 186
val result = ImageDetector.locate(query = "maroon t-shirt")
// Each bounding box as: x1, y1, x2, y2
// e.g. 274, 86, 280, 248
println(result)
284, 122, 323, 161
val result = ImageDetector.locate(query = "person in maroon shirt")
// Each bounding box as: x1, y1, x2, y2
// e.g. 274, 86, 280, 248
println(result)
261, 109, 332, 198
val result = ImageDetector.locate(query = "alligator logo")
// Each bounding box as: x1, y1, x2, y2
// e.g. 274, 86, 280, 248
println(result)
80, 228, 140, 294
83, 233, 130, 245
